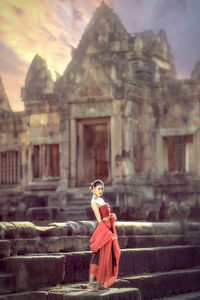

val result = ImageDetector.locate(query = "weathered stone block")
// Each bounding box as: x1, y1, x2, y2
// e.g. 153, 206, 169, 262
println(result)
48, 221, 96, 236
0, 222, 37, 239
37, 225, 70, 237
123, 269, 200, 299
9, 238, 39, 256
63, 288, 141, 300
115, 221, 185, 236
0, 255, 66, 292
0, 291, 47, 300
118, 246, 200, 276
63, 251, 92, 283
26, 207, 59, 221
0, 273, 15, 295
0, 240, 10, 258
38, 236, 90, 253
22, 196, 48, 209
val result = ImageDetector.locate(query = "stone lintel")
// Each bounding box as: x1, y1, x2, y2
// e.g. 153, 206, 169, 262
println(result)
159, 126, 200, 137
67, 95, 113, 104
70, 101, 112, 119
0, 144, 22, 152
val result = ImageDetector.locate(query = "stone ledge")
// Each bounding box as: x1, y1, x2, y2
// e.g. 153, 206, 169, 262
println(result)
61, 287, 141, 299
7, 234, 200, 256
61, 246, 200, 283
122, 268, 200, 299
0, 221, 200, 241
0, 255, 66, 292
159, 291, 200, 299
0, 287, 141, 300
0, 290, 47, 300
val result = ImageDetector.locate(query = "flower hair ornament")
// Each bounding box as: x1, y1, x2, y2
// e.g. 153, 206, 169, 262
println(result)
89, 182, 94, 191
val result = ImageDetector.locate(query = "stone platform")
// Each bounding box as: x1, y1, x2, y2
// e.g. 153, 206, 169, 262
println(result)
0, 221, 200, 299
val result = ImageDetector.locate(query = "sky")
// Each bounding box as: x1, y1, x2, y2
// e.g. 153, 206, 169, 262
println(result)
0, 0, 200, 111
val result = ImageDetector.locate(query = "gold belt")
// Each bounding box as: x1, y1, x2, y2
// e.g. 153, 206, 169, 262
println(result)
103, 216, 110, 221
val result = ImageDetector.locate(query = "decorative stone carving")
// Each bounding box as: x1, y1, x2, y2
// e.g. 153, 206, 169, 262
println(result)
168, 201, 190, 221
21, 55, 54, 101
0, 77, 12, 112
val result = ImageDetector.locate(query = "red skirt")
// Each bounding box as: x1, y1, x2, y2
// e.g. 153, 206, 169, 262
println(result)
89, 219, 120, 287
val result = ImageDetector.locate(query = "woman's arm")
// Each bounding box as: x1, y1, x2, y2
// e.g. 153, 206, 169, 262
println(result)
91, 201, 102, 223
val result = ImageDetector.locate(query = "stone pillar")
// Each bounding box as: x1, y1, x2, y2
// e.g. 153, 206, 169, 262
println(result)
0, 152, 2, 184
59, 109, 70, 186
77, 121, 84, 185
70, 118, 77, 187
21, 146, 28, 187
194, 129, 200, 175
111, 100, 123, 183
157, 133, 167, 175
27, 144, 33, 184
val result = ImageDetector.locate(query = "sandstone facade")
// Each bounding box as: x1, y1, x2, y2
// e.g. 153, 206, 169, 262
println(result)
0, 2, 200, 221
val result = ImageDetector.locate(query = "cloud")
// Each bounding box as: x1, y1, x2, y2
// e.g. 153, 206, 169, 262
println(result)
0, 0, 78, 110
153, 0, 187, 21
151, 0, 200, 77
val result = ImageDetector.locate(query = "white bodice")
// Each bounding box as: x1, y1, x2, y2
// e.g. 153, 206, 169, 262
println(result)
91, 196, 105, 207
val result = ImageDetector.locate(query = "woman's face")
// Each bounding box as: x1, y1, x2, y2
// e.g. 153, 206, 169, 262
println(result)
93, 184, 104, 198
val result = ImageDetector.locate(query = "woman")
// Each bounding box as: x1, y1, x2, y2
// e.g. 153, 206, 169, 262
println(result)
87, 179, 121, 291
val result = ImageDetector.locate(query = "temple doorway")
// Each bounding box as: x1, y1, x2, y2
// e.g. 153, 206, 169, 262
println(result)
77, 118, 110, 186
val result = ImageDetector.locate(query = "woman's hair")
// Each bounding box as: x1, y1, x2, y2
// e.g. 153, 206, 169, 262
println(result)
89, 179, 104, 190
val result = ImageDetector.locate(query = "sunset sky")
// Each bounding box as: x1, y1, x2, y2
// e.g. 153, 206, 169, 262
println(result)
0, 0, 200, 111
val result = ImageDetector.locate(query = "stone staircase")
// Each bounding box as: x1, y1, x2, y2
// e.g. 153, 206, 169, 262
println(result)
0, 221, 200, 299
0, 185, 117, 224
58, 186, 117, 222
59, 187, 92, 221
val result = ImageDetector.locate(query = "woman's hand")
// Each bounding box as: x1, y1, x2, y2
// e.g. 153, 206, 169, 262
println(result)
112, 234, 118, 241
111, 213, 117, 221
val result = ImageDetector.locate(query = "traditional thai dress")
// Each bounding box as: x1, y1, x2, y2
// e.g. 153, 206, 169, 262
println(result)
89, 196, 121, 288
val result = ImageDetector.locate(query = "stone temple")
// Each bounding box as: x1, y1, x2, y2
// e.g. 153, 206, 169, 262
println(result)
0, 1, 200, 223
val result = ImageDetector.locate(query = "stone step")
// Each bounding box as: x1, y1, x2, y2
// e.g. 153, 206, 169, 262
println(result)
0, 254, 66, 293
67, 198, 91, 204
26, 207, 60, 221
3, 233, 200, 257
0, 273, 15, 295
0, 240, 10, 258
0, 291, 48, 300
159, 291, 200, 299
64, 205, 90, 211
119, 268, 200, 300
1, 245, 199, 291
0, 248, 200, 297
1, 221, 200, 240
48, 286, 141, 300
61, 246, 200, 284
59, 211, 88, 222
1, 267, 199, 300
0, 286, 141, 300
119, 246, 200, 277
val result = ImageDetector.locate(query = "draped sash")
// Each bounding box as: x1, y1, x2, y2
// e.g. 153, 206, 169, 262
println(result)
90, 204, 121, 287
